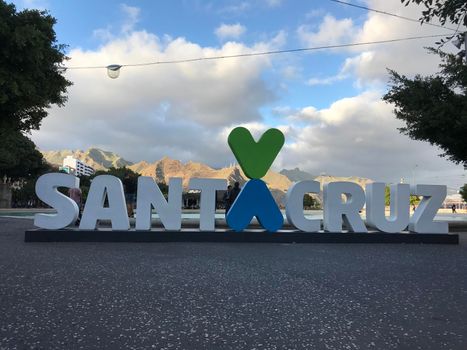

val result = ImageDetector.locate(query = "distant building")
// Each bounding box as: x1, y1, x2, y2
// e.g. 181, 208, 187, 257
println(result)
61, 156, 95, 177
443, 194, 466, 210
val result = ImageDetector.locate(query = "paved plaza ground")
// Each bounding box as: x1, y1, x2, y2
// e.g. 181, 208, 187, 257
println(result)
1, 217, 467, 349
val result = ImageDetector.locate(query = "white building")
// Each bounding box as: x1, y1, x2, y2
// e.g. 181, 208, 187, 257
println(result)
62, 156, 95, 177
443, 193, 466, 210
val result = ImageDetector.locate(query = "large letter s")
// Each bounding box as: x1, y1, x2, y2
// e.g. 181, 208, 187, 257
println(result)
34, 173, 80, 229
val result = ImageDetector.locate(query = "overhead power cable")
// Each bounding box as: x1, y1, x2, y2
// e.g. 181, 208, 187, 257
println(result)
62, 33, 451, 70
328, 0, 458, 32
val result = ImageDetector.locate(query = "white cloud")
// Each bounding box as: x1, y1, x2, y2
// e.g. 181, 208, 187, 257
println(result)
219, 2, 250, 14
297, 15, 357, 47
281, 65, 300, 79
305, 8, 325, 19
92, 4, 141, 41
298, 1, 464, 87
264, 0, 282, 8
336, 0, 460, 85
32, 30, 283, 167
307, 73, 348, 86
120, 4, 140, 33
17, 0, 48, 10
215, 23, 247, 40
276, 91, 464, 189
29, 0, 465, 193
288, 1, 465, 191
93, 27, 114, 42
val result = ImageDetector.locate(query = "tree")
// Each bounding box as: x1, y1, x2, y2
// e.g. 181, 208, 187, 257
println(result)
0, 1, 71, 132
384, 186, 420, 206
92, 167, 139, 193
402, 0, 467, 30
303, 194, 316, 209
460, 184, 467, 203
91, 167, 168, 196
383, 1, 467, 165
0, 1, 71, 180
0, 128, 49, 180
11, 161, 56, 207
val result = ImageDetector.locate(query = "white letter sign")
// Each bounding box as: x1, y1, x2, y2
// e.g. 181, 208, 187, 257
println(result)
285, 180, 321, 232
136, 177, 182, 231
79, 175, 129, 230
189, 178, 226, 231
34, 173, 80, 230
410, 185, 448, 234
366, 183, 410, 233
323, 181, 367, 233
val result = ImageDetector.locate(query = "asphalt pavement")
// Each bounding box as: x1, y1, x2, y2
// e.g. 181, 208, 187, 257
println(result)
1, 217, 467, 349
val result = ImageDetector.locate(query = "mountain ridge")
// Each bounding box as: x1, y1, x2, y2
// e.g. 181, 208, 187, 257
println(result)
42, 148, 374, 205
41, 147, 133, 171
280, 168, 316, 182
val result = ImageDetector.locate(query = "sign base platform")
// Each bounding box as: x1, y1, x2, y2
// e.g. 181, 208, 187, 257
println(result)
25, 229, 459, 244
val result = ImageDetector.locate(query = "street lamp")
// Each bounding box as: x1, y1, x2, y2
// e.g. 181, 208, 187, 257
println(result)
106, 64, 122, 79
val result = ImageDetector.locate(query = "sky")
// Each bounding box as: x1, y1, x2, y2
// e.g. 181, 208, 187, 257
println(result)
12, 0, 467, 193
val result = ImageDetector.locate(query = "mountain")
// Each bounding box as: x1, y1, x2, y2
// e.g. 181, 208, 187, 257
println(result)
280, 168, 372, 188
129, 157, 293, 205
313, 175, 373, 190
280, 168, 316, 182
280, 168, 373, 205
129, 157, 292, 191
41, 148, 133, 171
136, 161, 373, 206
42, 148, 374, 207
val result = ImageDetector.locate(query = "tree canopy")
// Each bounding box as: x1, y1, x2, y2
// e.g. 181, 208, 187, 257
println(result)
402, 0, 467, 28
0, 1, 71, 181
303, 193, 316, 209
92, 167, 140, 194
0, 1, 71, 132
460, 184, 467, 203
383, 1, 467, 165
10, 160, 56, 207
0, 128, 49, 180
384, 186, 421, 206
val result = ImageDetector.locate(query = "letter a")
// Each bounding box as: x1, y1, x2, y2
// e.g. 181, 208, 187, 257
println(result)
226, 179, 283, 232
79, 175, 129, 230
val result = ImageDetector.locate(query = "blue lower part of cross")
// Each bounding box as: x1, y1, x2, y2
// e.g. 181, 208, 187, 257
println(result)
226, 179, 284, 232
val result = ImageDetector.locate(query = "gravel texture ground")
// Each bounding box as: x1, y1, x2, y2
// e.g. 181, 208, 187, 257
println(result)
1, 217, 467, 349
